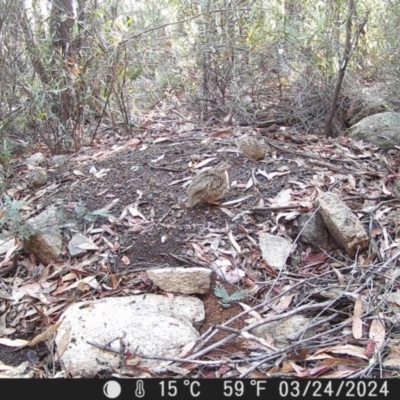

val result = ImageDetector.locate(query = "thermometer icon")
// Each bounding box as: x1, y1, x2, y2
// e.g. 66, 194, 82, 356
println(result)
135, 380, 145, 398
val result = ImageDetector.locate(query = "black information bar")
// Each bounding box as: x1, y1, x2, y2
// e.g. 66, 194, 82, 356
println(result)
0, 378, 395, 399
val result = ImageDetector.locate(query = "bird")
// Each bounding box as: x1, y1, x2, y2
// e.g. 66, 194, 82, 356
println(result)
186, 162, 230, 207
28, 167, 47, 188
236, 137, 268, 160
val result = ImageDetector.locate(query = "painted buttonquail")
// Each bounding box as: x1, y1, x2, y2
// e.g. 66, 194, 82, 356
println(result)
186, 162, 230, 207
29, 167, 47, 188
236, 137, 268, 160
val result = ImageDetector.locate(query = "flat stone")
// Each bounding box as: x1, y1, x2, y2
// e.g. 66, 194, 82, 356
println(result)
147, 267, 211, 294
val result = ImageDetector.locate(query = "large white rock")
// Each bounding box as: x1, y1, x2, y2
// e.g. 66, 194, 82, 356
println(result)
55, 294, 204, 376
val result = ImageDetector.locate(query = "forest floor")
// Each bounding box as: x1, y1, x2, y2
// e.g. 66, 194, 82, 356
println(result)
1, 116, 400, 378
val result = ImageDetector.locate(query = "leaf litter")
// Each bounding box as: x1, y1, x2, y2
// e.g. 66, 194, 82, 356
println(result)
1, 120, 400, 377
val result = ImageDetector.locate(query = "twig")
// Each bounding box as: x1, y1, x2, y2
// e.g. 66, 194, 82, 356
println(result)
194, 278, 321, 353
358, 199, 398, 213
156, 209, 171, 227
250, 205, 308, 213
139, 353, 230, 366
87, 340, 120, 354
149, 165, 181, 172
263, 138, 359, 166
170, 109, 199, 124
188, 299, 337, 361
286, 313, 339, 341
238, 318, 352, 378
308, 159, 347, 173
251, 168, 260, 186
163, 253, 209, 268
346, 364, 377, 379
260, 205, 321, 306
342, 195, 390, 201
215, 325, 278, 351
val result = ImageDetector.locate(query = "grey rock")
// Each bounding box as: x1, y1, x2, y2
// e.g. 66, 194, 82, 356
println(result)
348, 111, 400, 149
347, 83, 393, 125
252, 315, 317, 347
23, 207, 62, 263
259, 233, 293, 270
317, 192, 369, 257
26, 152, 45, 167
294, 212, 328, 248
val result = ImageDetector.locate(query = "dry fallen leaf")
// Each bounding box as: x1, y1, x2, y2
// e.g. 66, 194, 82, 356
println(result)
332, 266, 345, 286
193, 158, 217, 169
306, 352, 335, 361
369, 315, 385, 350
166, 365, 190, 375
352, 294, 363, 339
290, 361, 330, 377
319, 369, 356, 378
228, 231, 241, 254
385, 289, 400, 307
210, 129, 232, 137
327, 344, 369, 360
270, 188, 293, 206
151, 154, 165, 163
276, 211, 301, 223
238, 302, 263, 320
0, 238, 18, 256
245, 177, 253, 190
125, 138, 141, 148
257, 169, 291, 180
178, 340, 196, 358
274, 294, 294, 314
28, 319, 63, 347
72, 169, 85, 177
0, 338, 29, 347
153, 137, 171, 144
55, 326, 71, 361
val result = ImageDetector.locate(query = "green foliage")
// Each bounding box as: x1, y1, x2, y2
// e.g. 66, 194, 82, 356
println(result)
214, 285, 247, 308
0, 195, 65, 242
127, 66, 143, 81
0, 139, 12, 166
0, 195, 36, 241
73, 202, 88, 218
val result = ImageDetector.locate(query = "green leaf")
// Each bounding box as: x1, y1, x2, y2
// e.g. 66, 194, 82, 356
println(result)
214, 285, 230, 301
74, 203, 87, 217
214, 285, 248, 306
219, 300, 231, 308
229, 289, 248, 302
